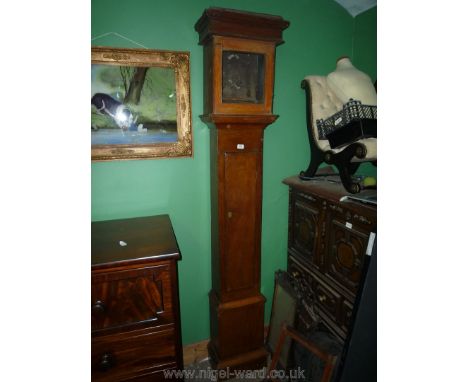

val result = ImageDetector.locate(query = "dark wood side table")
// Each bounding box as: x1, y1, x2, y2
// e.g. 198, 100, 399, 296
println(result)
91, 215, 183, 381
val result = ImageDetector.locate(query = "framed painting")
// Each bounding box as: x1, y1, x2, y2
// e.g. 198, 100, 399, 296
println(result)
91, 47, 192, 161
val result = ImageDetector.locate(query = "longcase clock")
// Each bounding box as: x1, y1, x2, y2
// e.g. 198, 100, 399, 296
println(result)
195, 8, 289, 372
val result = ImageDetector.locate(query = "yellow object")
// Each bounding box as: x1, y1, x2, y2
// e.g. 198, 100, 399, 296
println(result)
363, 176, 377, 187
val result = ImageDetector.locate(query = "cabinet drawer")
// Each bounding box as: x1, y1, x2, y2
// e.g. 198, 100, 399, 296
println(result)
92, 264, 174, 331
92, 325, 177, 381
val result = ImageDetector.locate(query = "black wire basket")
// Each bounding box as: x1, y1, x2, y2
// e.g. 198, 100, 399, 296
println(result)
316, 99, 377, 149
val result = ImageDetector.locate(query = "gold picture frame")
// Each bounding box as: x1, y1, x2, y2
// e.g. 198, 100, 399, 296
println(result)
91, 47, 192, 161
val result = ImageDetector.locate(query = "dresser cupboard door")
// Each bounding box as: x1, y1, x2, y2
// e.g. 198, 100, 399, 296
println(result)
325, 215, 372, 294
289, 192, 322, 270
92, 264, 173, 331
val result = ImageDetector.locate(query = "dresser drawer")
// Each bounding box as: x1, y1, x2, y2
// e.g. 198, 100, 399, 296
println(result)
92, 264, 174, 331
92, 325, 177, 381
288, 256, 341, 325
341, 299, 354, 330
288, 256, 346, 342
314, 277, 341, 322
288, 255, 317, 299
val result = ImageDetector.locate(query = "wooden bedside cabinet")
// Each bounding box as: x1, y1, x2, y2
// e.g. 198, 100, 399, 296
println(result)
91, 215, 183, 381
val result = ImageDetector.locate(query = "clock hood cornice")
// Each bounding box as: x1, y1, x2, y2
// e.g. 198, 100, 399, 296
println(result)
195, 7, 290, 46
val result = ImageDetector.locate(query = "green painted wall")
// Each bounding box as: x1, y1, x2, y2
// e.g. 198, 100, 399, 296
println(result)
353, 7, 377, 82
349, 6, 377, 177
92, 0, 377, 345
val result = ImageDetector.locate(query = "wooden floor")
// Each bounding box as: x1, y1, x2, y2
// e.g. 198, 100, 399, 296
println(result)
183, 339, 210, 367
183, 333, 270, 380
184, 357, 264, 381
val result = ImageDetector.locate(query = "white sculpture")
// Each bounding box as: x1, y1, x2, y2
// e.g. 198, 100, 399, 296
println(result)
327, 57, 377, 106
300, 57, 377, 194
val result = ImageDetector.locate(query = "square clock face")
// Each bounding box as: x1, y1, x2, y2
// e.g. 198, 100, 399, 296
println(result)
222, 51, 265, 104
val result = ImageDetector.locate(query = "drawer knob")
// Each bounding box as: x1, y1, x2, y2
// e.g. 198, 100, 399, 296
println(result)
99, 353, 115, 371
92, 300, 106, 314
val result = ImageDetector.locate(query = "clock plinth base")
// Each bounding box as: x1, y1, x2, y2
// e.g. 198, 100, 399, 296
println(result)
208, 341, 268, 380
208, 344, 268, 379
208, 291, 267, 374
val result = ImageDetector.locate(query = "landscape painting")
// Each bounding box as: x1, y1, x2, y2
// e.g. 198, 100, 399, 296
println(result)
91, 47, 192, 161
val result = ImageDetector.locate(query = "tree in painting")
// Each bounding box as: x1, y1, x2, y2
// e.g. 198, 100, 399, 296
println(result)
120, 67, 148, 105
91, 64, 178, 145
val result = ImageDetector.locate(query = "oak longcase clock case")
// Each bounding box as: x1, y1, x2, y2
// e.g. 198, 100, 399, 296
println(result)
195, 7, 289, 372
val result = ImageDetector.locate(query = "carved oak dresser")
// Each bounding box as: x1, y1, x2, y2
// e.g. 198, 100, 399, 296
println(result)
283, 176, 376, 343
91, 215, 183, 381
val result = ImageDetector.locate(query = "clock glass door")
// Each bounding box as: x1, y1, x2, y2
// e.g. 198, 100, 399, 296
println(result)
222, 51, 265, 104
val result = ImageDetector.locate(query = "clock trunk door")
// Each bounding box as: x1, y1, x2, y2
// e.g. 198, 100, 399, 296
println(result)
223, 150, 260, 295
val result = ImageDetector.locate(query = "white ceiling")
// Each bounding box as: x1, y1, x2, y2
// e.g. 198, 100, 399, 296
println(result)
334, 0, 377, 17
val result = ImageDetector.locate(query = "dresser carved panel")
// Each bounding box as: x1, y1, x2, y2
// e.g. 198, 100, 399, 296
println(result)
326, 219, 370, 293
284, 176, 376, 343
91, 215, 183, 381
289, 193, 322, 270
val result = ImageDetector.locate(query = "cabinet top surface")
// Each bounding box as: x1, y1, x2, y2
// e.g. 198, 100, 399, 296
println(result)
92, 215, 180, 269
283, 175, 376, 212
